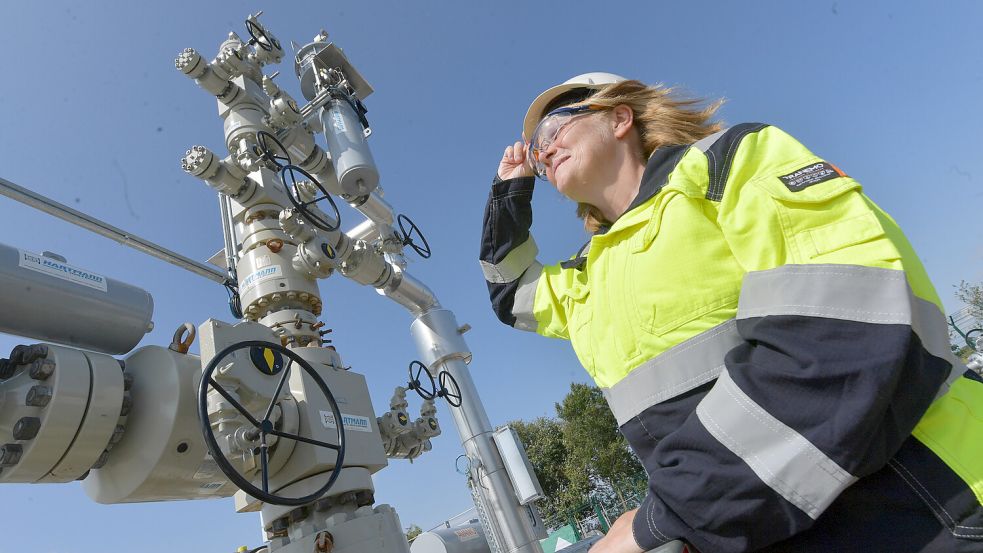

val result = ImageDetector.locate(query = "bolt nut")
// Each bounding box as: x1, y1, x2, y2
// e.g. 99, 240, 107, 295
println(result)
29, 359, 55, 381
109, 425, 125, 446
12, 417, 41, 440
0, 359, 14, 380
355, 490, 374, 507
0, 444, 23, 466
91, 450, 110, 469
12, 344, 47, 365
26, 385, 52, 407
120, 394, 133, 416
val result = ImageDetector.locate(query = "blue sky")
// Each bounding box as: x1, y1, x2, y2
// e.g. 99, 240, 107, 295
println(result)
1, 2, 981, 551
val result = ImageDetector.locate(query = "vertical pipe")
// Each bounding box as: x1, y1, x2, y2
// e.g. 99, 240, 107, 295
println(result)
410, 309, 543, 553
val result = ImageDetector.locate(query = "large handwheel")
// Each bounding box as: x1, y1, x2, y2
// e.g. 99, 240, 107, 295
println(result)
198, 340, 346, 506
407, 360, 436, 400
245, 18, 280, 52
396, 213, 432, 259
437, 370, 463, 407
255, 130, 291, 170
281, 164, 342, 232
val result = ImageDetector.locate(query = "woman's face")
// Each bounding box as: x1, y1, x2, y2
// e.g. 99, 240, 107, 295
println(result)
542, 111, 616, 202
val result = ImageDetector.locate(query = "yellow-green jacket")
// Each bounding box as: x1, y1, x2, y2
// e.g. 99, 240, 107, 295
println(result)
480, 124, 983, 552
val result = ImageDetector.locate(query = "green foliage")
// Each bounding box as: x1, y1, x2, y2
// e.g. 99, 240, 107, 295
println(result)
956, 280, 983, 322
406, 524, 423, 543
555, 383, 644, 493
509, 417, 588, 523
505, 384, 647, 527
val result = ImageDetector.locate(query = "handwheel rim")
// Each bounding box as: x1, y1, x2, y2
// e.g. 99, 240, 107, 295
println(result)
198, 340, 346, 506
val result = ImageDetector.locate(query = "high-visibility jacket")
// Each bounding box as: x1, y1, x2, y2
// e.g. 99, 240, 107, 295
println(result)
480, 124, 983, 552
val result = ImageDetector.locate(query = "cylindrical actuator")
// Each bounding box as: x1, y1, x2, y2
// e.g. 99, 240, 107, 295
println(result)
0, 243, 153, 354
320, 97, 379, 198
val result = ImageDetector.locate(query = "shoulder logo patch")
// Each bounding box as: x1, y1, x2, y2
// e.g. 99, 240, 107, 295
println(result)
778, 162, 846, 191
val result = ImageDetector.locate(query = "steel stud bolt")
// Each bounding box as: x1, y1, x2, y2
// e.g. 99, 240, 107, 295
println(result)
0, 359, 13, 380
109, 425, 125, 445
12, 417, 41, 440
120, 394, 133, 416
0, 444, 23, 466
29, 359, 55, 381
26, 385, 52, 407
91, 450, 110, 469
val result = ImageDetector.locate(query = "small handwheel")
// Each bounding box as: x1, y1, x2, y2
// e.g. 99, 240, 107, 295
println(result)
437, 370, 463, 407
198, 340, 346, 506
407, 360, 436, 400
396, 214, 432, 259
255, 130, 291, 170
245, 18, 280, 52
281, 164, 342, 232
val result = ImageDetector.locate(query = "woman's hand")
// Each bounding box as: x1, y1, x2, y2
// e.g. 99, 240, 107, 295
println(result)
497, 140, 533, 180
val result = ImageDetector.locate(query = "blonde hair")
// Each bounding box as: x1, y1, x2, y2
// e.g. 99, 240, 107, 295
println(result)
566, 80, 724, 232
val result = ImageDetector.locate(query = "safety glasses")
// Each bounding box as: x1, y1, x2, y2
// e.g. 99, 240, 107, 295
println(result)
528, 104, 606, 179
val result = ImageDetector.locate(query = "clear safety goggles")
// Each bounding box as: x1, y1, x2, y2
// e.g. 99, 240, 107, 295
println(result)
528, 104, 606, 179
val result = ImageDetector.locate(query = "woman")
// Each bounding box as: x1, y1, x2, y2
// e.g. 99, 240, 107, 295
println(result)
480, 73, 983, 553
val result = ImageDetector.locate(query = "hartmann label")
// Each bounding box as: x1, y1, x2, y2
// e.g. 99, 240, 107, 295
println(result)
320, 411, 372, 433
18, 250, 108, 292
240, 265, 281, 295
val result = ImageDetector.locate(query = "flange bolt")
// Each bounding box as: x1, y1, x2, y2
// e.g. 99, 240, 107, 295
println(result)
26, 386, 52, 407
29, 359, 55, 381
0, 444, 23, 467
12, 417, 41, 441
0, 359, 13, 380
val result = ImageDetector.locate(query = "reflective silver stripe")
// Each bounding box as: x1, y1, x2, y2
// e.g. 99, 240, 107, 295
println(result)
691, 128, 728, 153
697, 369, 858, 519
738, 264, 963, 396
511, 261, 543, 332
479, 236, 538, 284
602, 320, 742, 426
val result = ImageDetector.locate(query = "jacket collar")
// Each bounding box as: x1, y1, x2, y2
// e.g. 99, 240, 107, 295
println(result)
596, 144, 691, 236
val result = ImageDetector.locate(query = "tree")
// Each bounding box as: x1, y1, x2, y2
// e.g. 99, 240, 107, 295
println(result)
505, 384, 648, 527
406, 524, 423, 544
956, 280, 983, 322
555, 383, 645, 509
508, 417, 589, 523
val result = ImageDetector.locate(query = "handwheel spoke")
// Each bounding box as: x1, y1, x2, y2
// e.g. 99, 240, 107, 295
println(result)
260, 443, 270, 494
208, 376, 262, 427
263, 359, 293, 422
268, 429, 341, 451
301, 196, 328, 209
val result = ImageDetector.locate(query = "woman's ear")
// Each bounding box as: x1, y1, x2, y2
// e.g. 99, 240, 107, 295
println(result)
612, 104, 635, 139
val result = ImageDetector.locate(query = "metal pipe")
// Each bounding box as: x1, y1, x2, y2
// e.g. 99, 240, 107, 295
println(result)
0, 176, 228, 284
218, 193, 239, 271
409, 309, 544, 553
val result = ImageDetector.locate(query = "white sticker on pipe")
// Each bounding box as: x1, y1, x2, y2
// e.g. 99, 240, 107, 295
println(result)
18, 250, 108, 292
320, 411, 372, 433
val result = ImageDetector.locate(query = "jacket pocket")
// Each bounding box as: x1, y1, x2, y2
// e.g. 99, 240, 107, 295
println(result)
564, 284, 597, 378
752, 167, 901, 266
625, 195, 743, 337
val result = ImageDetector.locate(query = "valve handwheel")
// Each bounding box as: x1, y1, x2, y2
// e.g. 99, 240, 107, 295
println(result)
245, 19, 280, 52
255, 130, 291, 170
396, 214, 432, 259
281, 165, 342, 232
437, 370, 463, 407
407, 360, 436, 400
198, 340, 346, 506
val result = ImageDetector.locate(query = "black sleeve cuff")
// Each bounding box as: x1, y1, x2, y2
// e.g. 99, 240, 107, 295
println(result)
633, 493, 676, 551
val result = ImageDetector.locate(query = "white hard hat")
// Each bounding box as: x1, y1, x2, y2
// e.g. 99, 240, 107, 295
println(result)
522, 72, 627, 140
